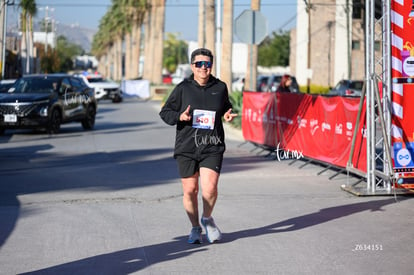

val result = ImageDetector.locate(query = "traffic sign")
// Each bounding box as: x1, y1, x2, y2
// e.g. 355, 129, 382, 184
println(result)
235, 9, 268, 44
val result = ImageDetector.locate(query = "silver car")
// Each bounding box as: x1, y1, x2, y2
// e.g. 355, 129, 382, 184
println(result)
328, 80, 364, 97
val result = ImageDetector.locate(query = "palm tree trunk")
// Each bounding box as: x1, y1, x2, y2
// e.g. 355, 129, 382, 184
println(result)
143, 4, 153, 81
125, 31, 131, 79
131, 22, 142, 78
221, 0, 233, 91
198, 0, 205, 48
245, 0, 260, 91
20, 15, 27, 75
25, 19, 30, 74
28, 15, 34, 74
110, 44, 115, 79
116, 37, 123, 81
151, 0, 165, 84
205, 0, 216, 75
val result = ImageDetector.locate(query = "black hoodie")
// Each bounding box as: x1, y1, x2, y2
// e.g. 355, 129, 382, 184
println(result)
159, 74, 232, 159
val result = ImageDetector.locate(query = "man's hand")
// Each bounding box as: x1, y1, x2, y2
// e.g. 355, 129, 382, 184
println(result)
180, 105, 192, 121
224, 108, 238, 122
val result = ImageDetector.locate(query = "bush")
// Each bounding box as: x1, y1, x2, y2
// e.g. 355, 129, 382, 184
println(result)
298, 84, 330, 94
228, 91, 243, 129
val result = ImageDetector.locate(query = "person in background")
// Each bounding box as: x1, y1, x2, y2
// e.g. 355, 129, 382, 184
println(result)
159, 48, 237, 244
276, 74, 293, 93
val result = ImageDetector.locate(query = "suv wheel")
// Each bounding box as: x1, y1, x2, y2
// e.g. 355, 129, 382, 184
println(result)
112, 94, 122, 103
81, 105, 96, 130
47, 109, 61, 134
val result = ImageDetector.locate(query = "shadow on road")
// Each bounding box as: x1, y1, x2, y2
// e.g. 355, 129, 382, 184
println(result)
221, 197, 408, 242
18, 197, 406, 274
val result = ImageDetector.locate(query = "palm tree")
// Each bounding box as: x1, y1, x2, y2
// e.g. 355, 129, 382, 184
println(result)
221, 0, 233, 91
143, 0, 165, 84
92, 1, 128, 81
119, 0, 147, 79
142, 1, 153, 81
19, 0, 37, 75
92, 13, 114, 78
151, 0, 165, 84
245, 0, 260, 91
111, 1, 129, 81
92, 0, 160, 82
198, 0, 205, 47
205, 0, 216, 75
197, 0, 215, 75
204, 1, 215, 50
125, 0, 148, 79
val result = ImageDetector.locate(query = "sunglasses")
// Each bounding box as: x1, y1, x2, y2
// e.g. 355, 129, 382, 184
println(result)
192, 61, 212, 68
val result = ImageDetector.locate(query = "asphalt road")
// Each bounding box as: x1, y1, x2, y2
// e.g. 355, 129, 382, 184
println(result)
0, 98, 413, 275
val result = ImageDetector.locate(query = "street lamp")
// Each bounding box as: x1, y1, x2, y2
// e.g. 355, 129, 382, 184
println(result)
38, 6, 54, 55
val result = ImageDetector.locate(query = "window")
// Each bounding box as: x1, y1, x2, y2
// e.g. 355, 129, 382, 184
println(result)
352, 40, 360, 50
70, 77, 83, 91
352, 0, 362, 19
375, 41, 381, 51
60, 78, 72, 93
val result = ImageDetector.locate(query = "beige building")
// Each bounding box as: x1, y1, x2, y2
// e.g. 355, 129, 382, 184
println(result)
290, 0, 379, 88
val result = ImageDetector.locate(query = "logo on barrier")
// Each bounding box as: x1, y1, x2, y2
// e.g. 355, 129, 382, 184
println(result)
297, 116, 307, 129
310, 119, 319, 136
396, 148, 412, 167
346, 121, 353, 138
322, 122, 331, 132
335, 123, 343, 135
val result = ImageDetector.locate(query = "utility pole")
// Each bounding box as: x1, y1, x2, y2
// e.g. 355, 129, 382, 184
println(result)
0, 0, 5, 79
0, 0, 6, 79
304, 0, 312, 93
44, 6, 49, 55
346, 0, 351, 79
39, 6, 54, 55
0, 0, 13, 79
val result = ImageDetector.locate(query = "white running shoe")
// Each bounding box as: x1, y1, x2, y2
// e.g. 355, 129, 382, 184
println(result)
201, 216, 222, 243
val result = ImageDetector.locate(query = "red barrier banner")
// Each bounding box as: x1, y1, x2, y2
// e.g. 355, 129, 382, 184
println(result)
242, 91, 367, 171
242, 92, 277, 148
391, 1, 414, 188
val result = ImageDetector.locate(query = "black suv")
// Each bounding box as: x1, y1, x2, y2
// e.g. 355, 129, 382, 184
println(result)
0, 74, 97, 134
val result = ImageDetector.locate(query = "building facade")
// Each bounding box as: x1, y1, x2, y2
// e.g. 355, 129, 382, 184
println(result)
291, 0, 380, 88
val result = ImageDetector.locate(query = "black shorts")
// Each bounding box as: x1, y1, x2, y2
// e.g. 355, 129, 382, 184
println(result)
176, 154, 223, 178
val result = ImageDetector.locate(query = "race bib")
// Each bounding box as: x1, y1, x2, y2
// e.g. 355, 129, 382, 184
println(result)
192, 109, 216, 129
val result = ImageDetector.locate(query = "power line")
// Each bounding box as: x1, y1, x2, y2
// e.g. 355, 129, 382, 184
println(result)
12, 2, 298, 8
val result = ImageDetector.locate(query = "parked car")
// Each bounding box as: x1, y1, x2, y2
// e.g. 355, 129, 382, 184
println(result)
289, 76, 300, 93
75, 73, 122, 103
232, 76, 245, 91
328, 80, 364, 97
265, 74, 283, 92
257, 75, 270, 92
0, 74, 97, 135
261, 74, 300, 93
0, 79, 16, 93
162, 74, 173, 84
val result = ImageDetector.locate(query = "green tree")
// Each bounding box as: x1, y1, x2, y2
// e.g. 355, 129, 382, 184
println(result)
36, 36, 83, 73
163, 33, 188, 73
55, 36, 84, 72
258, 31, 290, 67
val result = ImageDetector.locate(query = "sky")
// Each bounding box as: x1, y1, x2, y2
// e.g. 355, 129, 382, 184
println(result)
8, 0, 298, 42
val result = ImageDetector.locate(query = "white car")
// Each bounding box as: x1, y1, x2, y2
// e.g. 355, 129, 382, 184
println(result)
75, 74, 122, 103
